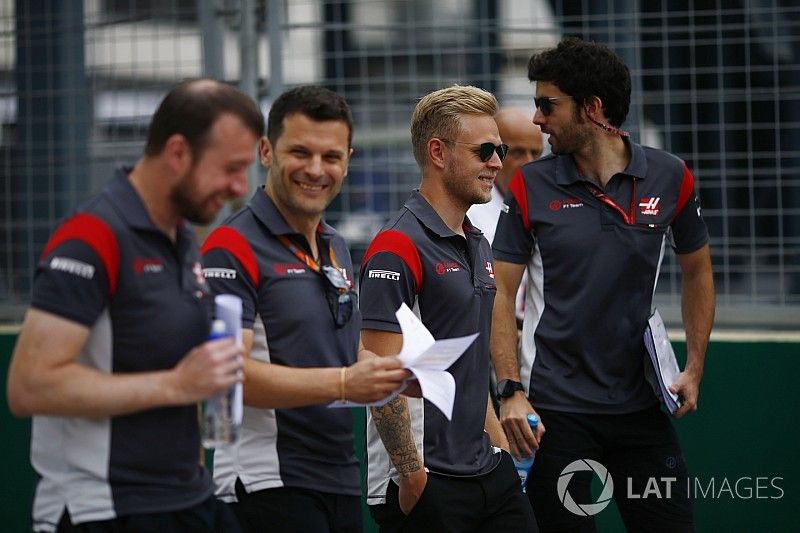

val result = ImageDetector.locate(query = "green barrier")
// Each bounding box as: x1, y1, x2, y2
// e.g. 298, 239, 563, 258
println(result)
2, 332, 798, 531
0, 332, 37, 533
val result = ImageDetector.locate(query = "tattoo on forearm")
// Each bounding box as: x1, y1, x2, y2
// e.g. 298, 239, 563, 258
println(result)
371, 397, 421, 474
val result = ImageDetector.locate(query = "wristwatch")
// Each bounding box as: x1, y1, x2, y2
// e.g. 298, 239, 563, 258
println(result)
496, 379, 524, 401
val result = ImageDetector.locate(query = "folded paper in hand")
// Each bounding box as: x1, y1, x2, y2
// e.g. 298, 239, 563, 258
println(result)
643, 309, 682, 415
329, 303, 477, 420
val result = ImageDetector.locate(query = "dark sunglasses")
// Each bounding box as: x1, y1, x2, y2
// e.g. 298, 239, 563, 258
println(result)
533, 96, 570, 116
443, 140, 509, 162
321, 265, 354, 328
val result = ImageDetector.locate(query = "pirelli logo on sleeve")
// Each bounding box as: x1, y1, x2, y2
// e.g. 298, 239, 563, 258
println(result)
202, 267, 238, 280
368, 269, 400, 281
49, 257, 95, 279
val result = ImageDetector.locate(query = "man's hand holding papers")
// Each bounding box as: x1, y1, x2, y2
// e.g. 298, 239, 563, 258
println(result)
330, 303, 477, 420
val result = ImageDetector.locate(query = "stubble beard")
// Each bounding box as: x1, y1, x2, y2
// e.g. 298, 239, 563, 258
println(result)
443, 158, 490, 208
268, 158, 335, 220
171, 167, 218, 225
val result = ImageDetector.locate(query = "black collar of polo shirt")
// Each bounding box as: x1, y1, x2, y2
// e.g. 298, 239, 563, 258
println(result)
554, 137, 649, 187
461, 213, 485, 238
248, 186, 337, 241
404, 190, 466, 239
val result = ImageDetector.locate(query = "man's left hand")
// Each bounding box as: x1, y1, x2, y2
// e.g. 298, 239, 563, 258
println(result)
669, 368, 702, 418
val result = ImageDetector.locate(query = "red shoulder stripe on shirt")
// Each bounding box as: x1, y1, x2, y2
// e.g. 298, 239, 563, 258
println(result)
673, 163, 696, 220
508, 169, 531, 232
40, 213, 120, 297
201, 226, 260, 287
363, 230, 423, 292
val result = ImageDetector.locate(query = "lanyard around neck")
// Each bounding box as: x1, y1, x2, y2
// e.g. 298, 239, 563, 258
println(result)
575, 161, 638, 225
584, 180, 637, 225
275, 233, 340, 274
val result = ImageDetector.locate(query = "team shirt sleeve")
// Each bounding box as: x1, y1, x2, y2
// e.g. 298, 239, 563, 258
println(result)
201, 237, 259, 329
669, 164, 710, 254
491, 183, 535, 264
31, 223, 112, 327
359, 251, 418, 334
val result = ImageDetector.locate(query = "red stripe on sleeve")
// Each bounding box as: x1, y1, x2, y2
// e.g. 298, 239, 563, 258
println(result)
40, 213, 120, 297
508, 169, 531, 232
673, 163, 696, 220
363, 230, 423, 292
201, 226, 260, 287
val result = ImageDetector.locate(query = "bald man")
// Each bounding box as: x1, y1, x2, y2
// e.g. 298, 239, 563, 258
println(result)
467, 108, 543, 243
467, 108, 542, 415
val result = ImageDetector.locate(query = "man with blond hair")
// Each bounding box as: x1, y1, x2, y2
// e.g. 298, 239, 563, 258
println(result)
358, 85, 538, 532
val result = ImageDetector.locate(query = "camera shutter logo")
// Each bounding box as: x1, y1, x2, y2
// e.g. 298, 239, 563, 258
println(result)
557, 459, 614, 516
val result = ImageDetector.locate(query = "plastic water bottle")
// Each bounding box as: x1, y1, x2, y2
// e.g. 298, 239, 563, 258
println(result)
201, 319, 239, 448
513, 414, 539, 492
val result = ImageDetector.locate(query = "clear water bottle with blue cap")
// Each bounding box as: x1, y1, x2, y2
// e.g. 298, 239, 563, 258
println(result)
512, 414, 539, 492
201, 319, 239, 448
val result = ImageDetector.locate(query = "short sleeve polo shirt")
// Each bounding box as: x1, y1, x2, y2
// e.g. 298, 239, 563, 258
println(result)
201, 188, 362, 500
29, 168, 214, 528
359, 190, 500, 505
492, 139, 709, 414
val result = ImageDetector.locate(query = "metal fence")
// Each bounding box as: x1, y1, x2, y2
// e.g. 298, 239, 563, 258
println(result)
1, 0, 798, 328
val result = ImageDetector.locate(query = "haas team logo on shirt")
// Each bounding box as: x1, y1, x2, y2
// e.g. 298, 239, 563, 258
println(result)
435, 262, 460, 275
485, 261, 495, 279
133, 257, 164, 275
273, 263, 306, 275
639, 197, 661, 216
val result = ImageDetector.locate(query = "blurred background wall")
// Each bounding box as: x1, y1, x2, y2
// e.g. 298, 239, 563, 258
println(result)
0, 0, 798, 329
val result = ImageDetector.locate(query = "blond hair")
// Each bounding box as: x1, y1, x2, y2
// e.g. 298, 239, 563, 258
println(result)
411, 85, 499, 167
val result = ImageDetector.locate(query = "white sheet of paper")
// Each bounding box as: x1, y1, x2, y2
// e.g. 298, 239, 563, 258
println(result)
214, 294, 244, 424
643, 309, 682, 415
395, 302, 435, 364
329, 303, 477, 420
404, 334, 479, 371
409, 368, 456, 420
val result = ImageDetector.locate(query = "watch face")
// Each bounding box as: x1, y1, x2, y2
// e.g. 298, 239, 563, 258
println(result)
497, 379, 523, 398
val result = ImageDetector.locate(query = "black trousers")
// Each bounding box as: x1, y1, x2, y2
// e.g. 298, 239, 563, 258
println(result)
53, 496, 241, 533
370, 451, 538, 533
527, 406, 693, 533
230, 479, 362, 533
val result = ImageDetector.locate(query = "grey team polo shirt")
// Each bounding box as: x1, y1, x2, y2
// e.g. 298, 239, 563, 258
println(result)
29, 169, 214, 530
359, 190, 501, 505
200, 188, 361, 500
492, 139, 709, 415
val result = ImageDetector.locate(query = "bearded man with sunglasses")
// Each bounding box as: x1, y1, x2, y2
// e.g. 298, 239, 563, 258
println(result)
491, 37, 715, 532
201, 86, 408, 533
359, 85, 538, 533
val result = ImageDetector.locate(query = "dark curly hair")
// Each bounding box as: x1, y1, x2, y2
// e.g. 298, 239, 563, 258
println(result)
528, 36, 631, 127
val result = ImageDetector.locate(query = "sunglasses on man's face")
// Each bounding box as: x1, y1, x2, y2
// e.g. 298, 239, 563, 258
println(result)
443, 140, 509, 162
321, 265, 354, 328
533, 96, 570, 116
